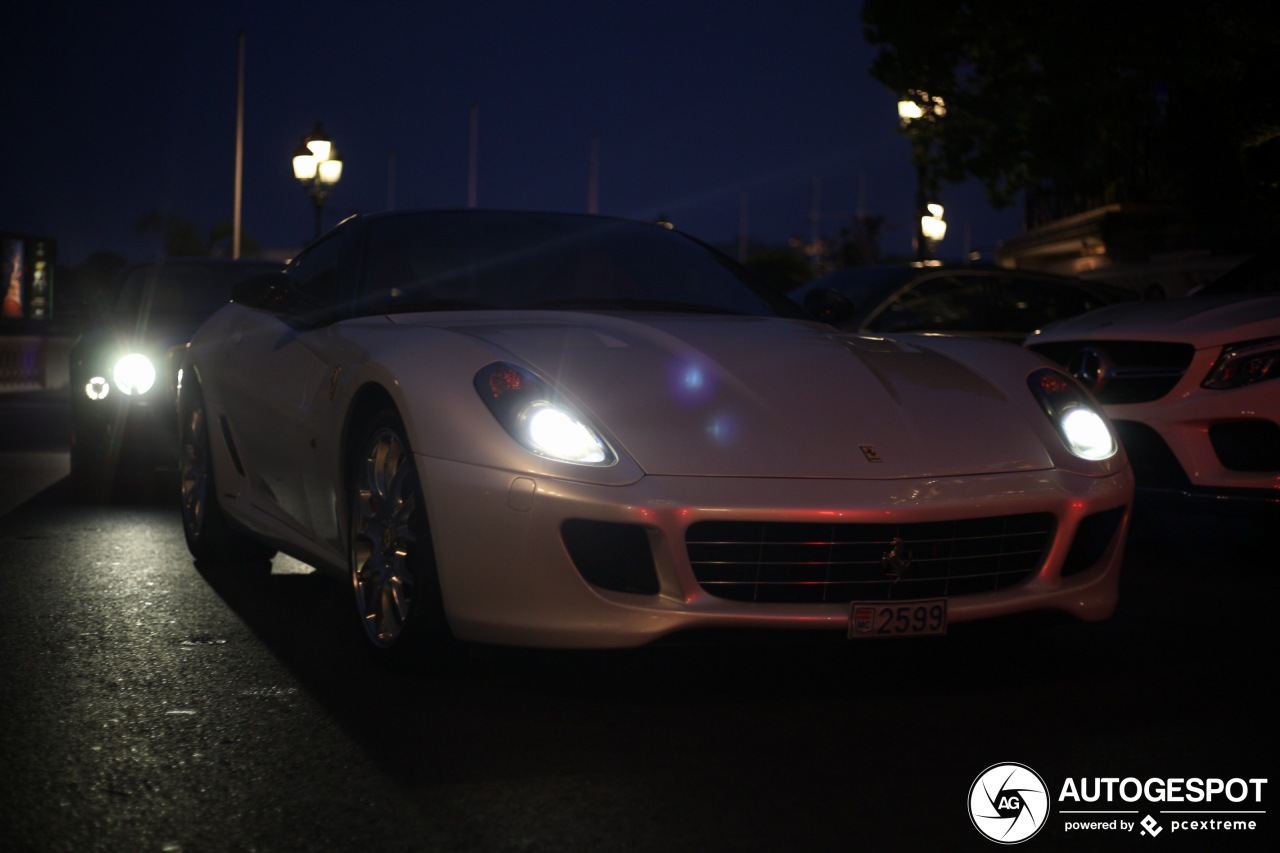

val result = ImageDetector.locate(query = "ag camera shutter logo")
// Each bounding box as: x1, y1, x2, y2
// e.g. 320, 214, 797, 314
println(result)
969, 763, 1050, 844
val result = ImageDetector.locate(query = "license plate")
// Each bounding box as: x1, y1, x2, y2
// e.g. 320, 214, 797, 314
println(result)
849, 599, 947, 638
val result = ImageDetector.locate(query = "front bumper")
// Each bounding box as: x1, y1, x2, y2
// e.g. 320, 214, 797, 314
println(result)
419, 456, 1133, 648
70, 390, 178, 469
1104, 375, 1280, 509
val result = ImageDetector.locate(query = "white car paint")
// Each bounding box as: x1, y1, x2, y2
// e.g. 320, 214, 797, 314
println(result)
192, 305, 1131, 647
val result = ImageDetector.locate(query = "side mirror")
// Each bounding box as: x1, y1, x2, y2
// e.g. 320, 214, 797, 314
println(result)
803, 287, 855, 328
231, 271, 300, 315
231, 271, 342, 328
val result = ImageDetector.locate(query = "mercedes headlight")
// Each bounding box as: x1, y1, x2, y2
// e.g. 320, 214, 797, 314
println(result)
475, 362, 615, 466
1202, 336, 1280, 390
1028, 367, 1117, 461
112, 353, 157, 396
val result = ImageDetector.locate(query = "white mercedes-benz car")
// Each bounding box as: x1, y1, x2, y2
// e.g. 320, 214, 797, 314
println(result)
1027, 255, 1279, 513
178, 210, 1132, 663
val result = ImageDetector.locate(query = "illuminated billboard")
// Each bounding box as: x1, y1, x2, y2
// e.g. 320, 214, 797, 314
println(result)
1, 233, 55, 321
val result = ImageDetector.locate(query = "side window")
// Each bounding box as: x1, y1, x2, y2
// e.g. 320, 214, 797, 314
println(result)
289, 233, 345, 308
869, 275, 998, 333
998, 277, 1100, 333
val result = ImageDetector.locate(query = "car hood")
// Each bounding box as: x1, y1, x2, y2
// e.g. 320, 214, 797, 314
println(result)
1030, 293, 1280, 345
394, 311, 1055, 479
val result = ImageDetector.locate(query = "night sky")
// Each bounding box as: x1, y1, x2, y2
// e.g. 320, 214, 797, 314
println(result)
2, 0, 1021, 267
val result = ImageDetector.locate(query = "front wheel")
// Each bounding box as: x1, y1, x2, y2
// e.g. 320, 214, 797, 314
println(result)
348, 409, 458, 668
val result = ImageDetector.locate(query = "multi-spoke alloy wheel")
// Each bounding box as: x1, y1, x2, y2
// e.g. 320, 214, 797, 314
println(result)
349, 410, 454, 663
177, 380, 274, 565
179, 392, 211, 548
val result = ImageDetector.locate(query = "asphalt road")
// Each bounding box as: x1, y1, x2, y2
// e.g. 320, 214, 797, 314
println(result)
0, 391, 1274, 852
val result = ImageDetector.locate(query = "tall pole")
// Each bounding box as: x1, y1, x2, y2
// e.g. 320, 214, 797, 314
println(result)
232, 29, 245, 259
810, 177, 822, 272
468, 103, 479, 208
587, 134, 600, 214
387, 151, 396, 210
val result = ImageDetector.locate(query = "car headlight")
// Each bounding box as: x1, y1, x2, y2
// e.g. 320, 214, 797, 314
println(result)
475, 362, 616, 466
1028, 367, 1117, 461
112, 353, 157, 396
84, 376, 111, 401
1202, 336, 1280, 390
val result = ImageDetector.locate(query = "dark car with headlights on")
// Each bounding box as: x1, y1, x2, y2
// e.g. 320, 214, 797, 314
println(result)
69, 258, 283, 490
794, 263, 1135, 341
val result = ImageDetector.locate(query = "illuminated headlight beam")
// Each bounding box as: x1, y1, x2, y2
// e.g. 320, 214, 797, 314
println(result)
475, 362, 617, 467
112, 353, 157, 396
1059, 407, 1115, 461
522, 403, 608, 465
83, 376, 110, 401
1028, 367, 1117, 461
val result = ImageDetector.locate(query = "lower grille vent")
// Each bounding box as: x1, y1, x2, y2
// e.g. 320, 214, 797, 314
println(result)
686, 514, 1055, 603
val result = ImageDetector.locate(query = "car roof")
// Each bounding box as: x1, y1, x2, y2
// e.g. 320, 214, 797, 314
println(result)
1196, 254, 1280, 296
793, 263, 1126, 313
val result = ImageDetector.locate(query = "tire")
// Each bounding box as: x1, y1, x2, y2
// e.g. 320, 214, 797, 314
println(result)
178, 379, 275, 567
348, 409, 459, 668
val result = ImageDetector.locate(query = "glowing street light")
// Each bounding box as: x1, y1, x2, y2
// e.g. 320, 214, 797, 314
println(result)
897, 99, 924, 122
897, 93, 945, 124
922, 202, 947, 244
293, 122, 343, 240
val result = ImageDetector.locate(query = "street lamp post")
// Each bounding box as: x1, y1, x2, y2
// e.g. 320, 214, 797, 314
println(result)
897, 93, 946, 262
292, 122, 343, 240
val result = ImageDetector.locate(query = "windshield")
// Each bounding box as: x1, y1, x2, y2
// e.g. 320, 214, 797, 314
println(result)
357, 211, 801, 318
1197, 256, 1280, 296
792, 266, 919, 315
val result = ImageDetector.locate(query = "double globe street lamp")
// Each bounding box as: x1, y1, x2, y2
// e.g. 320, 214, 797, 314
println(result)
292, 122, 343, 240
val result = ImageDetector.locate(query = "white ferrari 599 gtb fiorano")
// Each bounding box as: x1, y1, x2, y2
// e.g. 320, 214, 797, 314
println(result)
177, 209, 1133, 664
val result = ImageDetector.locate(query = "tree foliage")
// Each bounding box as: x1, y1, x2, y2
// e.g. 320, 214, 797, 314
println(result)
136, 211, 263, 258
862, 0, 1280, 247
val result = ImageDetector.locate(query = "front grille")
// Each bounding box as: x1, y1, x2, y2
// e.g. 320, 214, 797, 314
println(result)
686, 514, 1055, 603
1029, 340, 1195, 404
